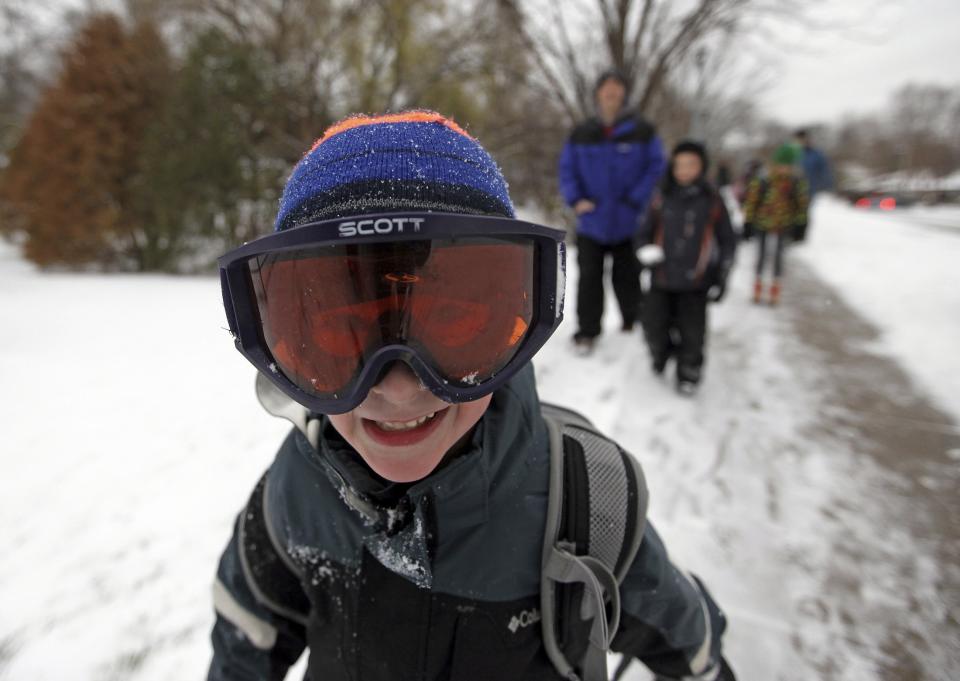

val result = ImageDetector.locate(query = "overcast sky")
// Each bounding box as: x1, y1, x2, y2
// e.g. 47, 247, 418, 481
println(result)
760, 0, 960, 125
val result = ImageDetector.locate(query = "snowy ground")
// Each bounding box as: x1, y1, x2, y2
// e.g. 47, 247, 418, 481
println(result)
796, 197, 960, 420
893, 203, 960, 232
1, 199, 958, 680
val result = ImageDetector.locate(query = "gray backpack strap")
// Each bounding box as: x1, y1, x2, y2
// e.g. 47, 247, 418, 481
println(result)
540, 403, 649, 681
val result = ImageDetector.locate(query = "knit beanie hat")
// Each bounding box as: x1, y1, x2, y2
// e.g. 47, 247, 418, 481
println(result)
671, 139, 710, 174
274, 111, 515, 232
772, 143, 799, 165
594, 68, 629, 94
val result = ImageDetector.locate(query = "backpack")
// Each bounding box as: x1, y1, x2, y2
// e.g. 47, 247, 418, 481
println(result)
254, 375, 649, 681
539, 402, 648, 681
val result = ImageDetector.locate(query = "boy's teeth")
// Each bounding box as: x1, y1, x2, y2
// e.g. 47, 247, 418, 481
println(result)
377, 412, 436, 431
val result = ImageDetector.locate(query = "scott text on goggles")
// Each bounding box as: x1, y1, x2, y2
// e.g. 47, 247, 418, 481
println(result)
338, 216, 425, 237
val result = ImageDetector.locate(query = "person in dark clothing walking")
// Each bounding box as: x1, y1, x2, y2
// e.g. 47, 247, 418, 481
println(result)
638, 140, 736, 395
208, 112, 736, 681
792, 129, 833, 242
559, 70, 667, 355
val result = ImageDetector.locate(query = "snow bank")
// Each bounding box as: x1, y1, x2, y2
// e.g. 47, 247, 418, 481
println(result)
798, 196, 960, 421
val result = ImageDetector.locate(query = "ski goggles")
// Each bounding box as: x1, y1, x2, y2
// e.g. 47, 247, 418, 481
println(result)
219, 212, 566, 414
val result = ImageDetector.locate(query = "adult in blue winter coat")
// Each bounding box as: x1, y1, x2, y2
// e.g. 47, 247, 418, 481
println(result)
559, 70, 667, 354
793, 129, 833, 242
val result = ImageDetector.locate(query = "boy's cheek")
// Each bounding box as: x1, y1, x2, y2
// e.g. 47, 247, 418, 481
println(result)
451, 395, 493, 441
327, 412, 357, 444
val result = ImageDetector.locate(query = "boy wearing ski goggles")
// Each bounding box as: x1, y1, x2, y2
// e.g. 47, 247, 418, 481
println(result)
210, 112, 733, 681
220, 210, 565, 480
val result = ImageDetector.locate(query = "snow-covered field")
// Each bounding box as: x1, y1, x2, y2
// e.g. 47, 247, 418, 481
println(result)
894, 203, 960, 231
1, 198, 957, 680
798, 197, 960, 420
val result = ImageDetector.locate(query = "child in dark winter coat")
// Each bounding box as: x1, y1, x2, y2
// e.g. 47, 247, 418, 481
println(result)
742, 144, 809, 305
209, 113, 735, 681
638, 140, 736, 395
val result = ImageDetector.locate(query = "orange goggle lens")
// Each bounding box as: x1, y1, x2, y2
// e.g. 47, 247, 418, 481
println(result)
247, 239, 535, 397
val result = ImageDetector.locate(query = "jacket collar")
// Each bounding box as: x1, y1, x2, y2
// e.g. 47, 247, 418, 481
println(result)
588, 113, 636, 138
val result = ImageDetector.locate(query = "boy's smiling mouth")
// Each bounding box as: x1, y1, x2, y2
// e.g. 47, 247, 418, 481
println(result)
374, 411, 439, 431
362, 407, 450, 447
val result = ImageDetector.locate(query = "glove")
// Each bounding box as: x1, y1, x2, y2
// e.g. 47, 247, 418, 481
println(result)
707, 278, 727, 303
716, 656, 737, 681
651, 657, 736, 681
741, 222, 755, 241
707, 263, 730, 303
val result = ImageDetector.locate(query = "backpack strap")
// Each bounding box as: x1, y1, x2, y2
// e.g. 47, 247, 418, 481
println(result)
231, 471, 311, 628
539, 403, 649, 681
692, 195, 723, 285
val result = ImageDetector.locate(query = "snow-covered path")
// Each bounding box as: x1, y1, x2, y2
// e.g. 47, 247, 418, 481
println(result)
1, 200, 957, 680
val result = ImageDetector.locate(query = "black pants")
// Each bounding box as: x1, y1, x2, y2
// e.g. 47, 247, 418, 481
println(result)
576, 234, 640, 338
642, 288, 708, 384
755, 230, 786, 278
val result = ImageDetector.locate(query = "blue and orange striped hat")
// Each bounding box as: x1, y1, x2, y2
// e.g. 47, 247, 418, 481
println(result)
274, 111, 515, 232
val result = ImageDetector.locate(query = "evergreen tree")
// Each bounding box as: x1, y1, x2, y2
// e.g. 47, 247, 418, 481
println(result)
1, 13, 169, 269
136, 28, 281, 270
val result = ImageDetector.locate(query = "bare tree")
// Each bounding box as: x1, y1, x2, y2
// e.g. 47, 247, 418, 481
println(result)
497, 0, 816, 125
0, 0, 59, 159
888, 83, 960, 175
165, 0, 362, 159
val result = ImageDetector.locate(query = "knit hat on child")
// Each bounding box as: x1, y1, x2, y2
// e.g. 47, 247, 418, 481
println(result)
274, 111, 514, 232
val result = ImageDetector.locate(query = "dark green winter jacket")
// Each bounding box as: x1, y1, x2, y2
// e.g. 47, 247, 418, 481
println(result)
208, 365, 727, 680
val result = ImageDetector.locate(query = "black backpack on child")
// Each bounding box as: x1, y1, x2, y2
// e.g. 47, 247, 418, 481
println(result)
539, 403, 648, 681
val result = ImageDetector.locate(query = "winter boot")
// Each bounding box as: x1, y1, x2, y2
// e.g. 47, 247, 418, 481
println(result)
752, 278, 763, 304
676, 365, 701, 396
769, 279, 782, 306
572, 332, 597, 357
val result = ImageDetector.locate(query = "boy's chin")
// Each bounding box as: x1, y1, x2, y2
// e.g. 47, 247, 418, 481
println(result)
360, 446, 447, 483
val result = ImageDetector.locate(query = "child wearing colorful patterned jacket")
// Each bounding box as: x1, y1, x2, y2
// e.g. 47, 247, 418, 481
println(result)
742, 144, 809, 305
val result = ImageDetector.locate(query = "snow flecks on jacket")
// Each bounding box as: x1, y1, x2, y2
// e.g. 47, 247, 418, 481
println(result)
365, 511, 433, 589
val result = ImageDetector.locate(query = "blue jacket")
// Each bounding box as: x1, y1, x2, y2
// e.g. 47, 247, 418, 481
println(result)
208, 365, 728, 680
800, 146, 833, 196
559, 114, 666, 244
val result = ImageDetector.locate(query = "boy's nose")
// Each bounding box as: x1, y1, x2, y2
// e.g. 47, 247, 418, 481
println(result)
369, 361, 426, 404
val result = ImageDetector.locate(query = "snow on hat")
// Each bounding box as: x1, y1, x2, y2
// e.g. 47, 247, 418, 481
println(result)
772, 143, 799, 165
274, 111, 515, 232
